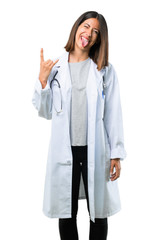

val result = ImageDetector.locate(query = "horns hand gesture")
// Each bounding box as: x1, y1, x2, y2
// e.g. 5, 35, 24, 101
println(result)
39, 48, 59, 89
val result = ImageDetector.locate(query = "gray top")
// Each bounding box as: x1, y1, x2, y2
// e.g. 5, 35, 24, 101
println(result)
69, 58, 91, 146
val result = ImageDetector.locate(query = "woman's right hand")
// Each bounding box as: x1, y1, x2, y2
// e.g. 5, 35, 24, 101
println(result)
39, 48, 59, 89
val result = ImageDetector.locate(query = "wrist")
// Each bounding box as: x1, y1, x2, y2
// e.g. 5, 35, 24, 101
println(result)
41, 82, 47, 89
110, 158, 120, 161
39, 77, 47, 89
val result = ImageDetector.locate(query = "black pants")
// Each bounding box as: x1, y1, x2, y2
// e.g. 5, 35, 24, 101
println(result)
58, 145, 108, 240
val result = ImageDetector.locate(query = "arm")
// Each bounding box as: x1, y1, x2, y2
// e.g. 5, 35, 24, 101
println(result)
103, 63, 127, 161
103, 63, 127, 181
32, 76, 53, 120
32, 48, 59, 120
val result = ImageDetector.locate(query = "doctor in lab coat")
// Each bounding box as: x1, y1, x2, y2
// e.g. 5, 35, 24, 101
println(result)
32, 11, 127, 240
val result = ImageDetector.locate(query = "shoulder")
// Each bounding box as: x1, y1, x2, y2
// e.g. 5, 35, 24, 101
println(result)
104, 62, 116, 75
103, 62, 118, 88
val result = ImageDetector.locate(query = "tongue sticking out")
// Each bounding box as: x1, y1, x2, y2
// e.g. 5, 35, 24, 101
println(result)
81, 37, 89, 47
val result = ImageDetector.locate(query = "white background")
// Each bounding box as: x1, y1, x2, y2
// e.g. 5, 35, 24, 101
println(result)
0, 0, 160, 239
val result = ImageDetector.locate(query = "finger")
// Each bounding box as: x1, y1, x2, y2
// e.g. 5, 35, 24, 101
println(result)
47, 61, 55, 69
40, 48, 44, 62
48, 61, 54, 66
48, 59, 59, 69
50, 61, 56, 69
110, 162, 114, 176
110, 176, 118, 181
110, 171, 118, 180
111, 172, 116, 176
115, 164, 120, 178
110, 166, 121, 181
46, 60, 53, 66
45, 59, 52, 64
117, 162, 121, 176
53, 59, 59, 65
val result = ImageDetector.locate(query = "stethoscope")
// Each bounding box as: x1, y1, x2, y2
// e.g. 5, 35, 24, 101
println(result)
50, 67, 63, 114
50, 66, 106, 114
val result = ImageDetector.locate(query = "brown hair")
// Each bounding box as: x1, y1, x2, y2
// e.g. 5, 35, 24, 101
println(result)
64, 11, 109, 71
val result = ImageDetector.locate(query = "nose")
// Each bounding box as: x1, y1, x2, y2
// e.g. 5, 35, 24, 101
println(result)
86, 28, 92, 38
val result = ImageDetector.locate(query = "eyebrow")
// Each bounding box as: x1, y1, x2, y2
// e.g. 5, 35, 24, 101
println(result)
84, 22, 99, 31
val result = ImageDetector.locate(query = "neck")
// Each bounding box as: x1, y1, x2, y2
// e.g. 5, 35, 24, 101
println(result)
68, 48, 89, 63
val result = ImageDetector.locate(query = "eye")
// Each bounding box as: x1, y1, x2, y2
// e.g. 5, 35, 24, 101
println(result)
94, 30, 99, 35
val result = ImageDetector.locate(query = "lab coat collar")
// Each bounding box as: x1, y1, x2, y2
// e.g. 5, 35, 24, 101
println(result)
56, 50, 106, 79
53, 50, 107, 98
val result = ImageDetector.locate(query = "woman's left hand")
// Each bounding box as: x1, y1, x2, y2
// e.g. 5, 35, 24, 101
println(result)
110, 158, 121, 181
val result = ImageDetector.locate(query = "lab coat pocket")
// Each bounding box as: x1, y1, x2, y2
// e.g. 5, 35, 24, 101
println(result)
106, 159, 111, 182
58, 160, 72, 166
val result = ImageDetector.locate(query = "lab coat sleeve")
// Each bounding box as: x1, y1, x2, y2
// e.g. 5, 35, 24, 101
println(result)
32, 76, 52, 120
32, 64, 58, 120
103, 63, 127, 161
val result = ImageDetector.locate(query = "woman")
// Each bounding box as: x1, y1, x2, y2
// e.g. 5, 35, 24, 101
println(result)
32, 11, 127, 240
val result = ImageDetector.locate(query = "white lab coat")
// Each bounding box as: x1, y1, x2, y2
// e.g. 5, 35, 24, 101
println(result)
32, 50, 127, 223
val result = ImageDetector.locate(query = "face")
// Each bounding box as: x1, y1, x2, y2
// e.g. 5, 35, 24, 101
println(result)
74, 18, 100, 53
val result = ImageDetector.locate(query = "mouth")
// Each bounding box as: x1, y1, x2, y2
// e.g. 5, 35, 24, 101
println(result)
81, 36, 90, 48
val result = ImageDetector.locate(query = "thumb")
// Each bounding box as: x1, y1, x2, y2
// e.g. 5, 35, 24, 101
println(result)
40, 48, 44, 63
110, 161, 114, 175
